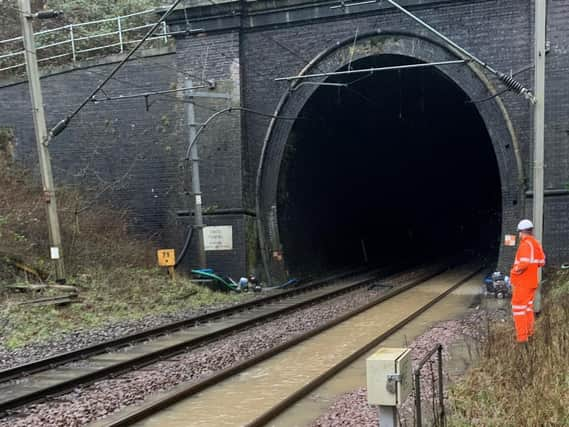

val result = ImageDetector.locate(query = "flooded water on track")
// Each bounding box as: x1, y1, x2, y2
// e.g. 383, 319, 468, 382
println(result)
269, 275, 485, 427
135, 265, 482, 427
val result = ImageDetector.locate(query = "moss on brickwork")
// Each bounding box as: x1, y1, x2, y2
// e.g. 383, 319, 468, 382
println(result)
245, 216, 258, 275
0, 128, 14, 161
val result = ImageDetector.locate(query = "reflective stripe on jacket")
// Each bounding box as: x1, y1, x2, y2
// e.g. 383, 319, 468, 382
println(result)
510, 234, 545, 289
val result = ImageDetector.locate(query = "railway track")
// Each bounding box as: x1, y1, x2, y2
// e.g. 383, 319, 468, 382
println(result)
92, 263, 483, 427
0, 266, 409, 414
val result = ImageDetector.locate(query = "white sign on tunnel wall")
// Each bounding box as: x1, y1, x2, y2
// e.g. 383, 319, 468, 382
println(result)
204, 226, 233, 251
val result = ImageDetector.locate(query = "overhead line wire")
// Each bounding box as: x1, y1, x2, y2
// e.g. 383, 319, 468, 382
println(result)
84, 67, 221, 113
47, 0, 187, 140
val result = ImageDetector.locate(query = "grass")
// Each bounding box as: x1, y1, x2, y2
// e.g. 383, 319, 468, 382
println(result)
0, 151, 246, 350
1, 269, 245, 349
447, 269, 569, 426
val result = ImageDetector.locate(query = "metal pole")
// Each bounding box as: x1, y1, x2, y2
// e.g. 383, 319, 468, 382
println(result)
533, 0, 546, 314
185, 78, 207, 269
414, 369, 422, 427
379, 406, 397, 427
162, 22, 168, 44
117, 17, 124, 54
19, 0, 66, 282
68, 25, 76, 62
437, 345, 445, 424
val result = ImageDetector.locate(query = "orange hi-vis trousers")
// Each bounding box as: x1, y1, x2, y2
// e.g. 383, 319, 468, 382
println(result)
511, 285, 536, 342
510, 234, 545, 343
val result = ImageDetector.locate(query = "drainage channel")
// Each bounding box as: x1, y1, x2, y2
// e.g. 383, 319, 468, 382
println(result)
92, 263, 482, 427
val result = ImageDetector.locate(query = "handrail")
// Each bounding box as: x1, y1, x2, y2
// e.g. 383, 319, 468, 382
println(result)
0, 8, 169, 74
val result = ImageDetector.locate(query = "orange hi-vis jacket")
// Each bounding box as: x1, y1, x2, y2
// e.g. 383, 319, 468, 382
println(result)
510, 234, 545, 288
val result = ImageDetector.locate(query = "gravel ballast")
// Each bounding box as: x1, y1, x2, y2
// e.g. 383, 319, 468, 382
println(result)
311, 307, 509, 427
0, 269, 433, 427
0, 299, 259, 371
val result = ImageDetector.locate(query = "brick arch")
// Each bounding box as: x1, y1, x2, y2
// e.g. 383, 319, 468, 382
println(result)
256, 31, 523, 282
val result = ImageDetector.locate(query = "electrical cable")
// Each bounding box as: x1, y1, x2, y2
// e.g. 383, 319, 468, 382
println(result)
47, 0, 186, 140
84, 67, 221, 113
347, 27, 359, 71
90, 84, 210, 103
175, 105, 309, 266
174, 226, 193, 267
213, 43, 268, 80
467, 63, 535, 104
183, 106, 304, 160
266, 34, 328, 75
466, 88, 509, 105
130, 50, 212, 86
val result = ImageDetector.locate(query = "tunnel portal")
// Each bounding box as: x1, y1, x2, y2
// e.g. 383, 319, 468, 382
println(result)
277, 54, 502, 276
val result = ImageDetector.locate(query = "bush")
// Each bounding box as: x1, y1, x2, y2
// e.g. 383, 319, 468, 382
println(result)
1, 0, 167, 75
448, 271, 569, 426
0, 156, 153, 279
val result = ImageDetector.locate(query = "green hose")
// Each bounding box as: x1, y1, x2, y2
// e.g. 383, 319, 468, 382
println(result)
191, 269, 239, 291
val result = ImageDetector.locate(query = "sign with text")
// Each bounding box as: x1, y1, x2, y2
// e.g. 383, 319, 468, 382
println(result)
157, 249, 176, 267
204, 226, 233, 251
504, 235, 517, 247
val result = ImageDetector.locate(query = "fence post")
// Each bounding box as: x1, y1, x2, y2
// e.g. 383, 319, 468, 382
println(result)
414, 344, 446, 427
415, 369, 422, 427
117, 16, 124, 53
162, 21, 168, 44
437, 345, 445, 424
68, 25, 76, 62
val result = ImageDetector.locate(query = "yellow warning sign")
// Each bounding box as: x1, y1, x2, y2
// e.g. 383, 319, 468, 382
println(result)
157, 249, 176, 267
504, 235, 517, 247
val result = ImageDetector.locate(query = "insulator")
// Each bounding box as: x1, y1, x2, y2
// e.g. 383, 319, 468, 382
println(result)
35, 10, 64, 19
498, 72, 527, 95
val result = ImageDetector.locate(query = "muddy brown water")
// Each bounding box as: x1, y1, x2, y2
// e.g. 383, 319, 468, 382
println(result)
135, 265, 483, 427
271, 272, 489, 427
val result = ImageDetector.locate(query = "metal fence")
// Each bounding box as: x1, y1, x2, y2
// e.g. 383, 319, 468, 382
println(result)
414, 343, 445, 427
0, 9, 169, 74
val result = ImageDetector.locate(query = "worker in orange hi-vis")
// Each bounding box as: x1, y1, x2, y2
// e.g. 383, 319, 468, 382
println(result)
509, 219, 546, 343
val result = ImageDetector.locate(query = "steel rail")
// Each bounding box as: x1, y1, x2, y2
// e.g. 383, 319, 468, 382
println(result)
91, 264, 477, 427
0, 268, 406, 412
0, 268, 374, 384
247, 266, 482, 427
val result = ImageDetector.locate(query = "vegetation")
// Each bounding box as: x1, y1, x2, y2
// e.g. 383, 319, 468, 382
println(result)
1, 0, 164, 41
0, 145, 244, 350
448, 269, 569, 426
1, 0, 169, 76
1, 269, 244, 349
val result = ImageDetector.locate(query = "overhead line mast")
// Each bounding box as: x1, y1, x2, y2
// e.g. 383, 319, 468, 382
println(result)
18, 0, 65, 281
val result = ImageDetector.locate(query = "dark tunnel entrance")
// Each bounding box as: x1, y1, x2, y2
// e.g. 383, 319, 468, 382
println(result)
277, 54, 502, 276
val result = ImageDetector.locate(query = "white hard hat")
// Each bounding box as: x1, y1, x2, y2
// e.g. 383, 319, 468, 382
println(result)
517, 219, 534, 231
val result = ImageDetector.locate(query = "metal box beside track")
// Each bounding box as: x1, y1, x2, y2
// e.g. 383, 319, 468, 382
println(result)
366, 347, 412, 406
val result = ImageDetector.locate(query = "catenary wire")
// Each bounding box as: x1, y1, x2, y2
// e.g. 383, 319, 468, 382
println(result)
47, 0, 186, 140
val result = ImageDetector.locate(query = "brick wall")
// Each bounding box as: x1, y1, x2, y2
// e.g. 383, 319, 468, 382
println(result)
2, 0, 568, 280
174, 31, 249, 276
237, 0, 569, 267
0, 53, 186, 247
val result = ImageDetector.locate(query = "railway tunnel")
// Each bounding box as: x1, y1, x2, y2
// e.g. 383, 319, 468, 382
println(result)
276, 54, 502, 276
